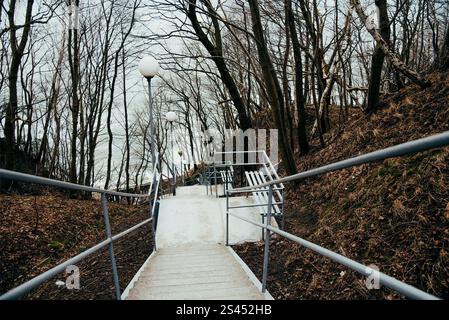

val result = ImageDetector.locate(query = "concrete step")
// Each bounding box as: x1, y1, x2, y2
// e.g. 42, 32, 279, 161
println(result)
126, 244, 269, 300
129, 284, 264, 300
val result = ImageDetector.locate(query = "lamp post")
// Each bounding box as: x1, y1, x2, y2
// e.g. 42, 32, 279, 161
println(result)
166, 111, 177, 196
138, 56, 160, 167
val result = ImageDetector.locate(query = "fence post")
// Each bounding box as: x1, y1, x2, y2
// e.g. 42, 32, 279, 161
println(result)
101, 193, 121, 300
262, 185, 273, 293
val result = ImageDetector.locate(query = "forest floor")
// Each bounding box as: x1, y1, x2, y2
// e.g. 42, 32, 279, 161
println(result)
233, 72, 449, 300
0, 192, 153, 299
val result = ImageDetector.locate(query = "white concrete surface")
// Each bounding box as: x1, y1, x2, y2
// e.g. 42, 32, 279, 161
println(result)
156, 187, 224, 248
126, 244, 268, 300
126, 185, 275, 300
156, 185, 275, 248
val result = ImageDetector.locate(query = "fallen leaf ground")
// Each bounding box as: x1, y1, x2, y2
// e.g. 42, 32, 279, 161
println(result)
0, 192, 153, 299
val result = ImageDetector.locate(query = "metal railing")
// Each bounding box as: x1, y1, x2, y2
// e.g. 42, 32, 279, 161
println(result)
225, 131, 449, 300
200, 163, 225, 197
214, 150, 285, 235
0, 155, 162, 300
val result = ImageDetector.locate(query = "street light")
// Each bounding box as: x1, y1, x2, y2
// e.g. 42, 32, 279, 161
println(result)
138, 55, 160, 167
166, 111, 178, 196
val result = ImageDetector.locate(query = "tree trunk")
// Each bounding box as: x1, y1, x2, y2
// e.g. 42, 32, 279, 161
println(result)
38, 31, 65, 167
187, 0, 252, 131
366, 0, 390, 113
68, 1, 80, 185
248, 0, 297, 175
3, 0, 34, 174
351, 0, 431, 89
439, 25, 449, 71
285, 0, 309, 155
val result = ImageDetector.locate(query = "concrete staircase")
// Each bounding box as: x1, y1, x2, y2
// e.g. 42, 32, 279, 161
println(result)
126, 244, 269, 300
123, 185, 273, 300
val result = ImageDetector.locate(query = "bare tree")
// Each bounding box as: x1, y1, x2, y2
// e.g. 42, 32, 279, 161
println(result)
186, 0, 252, 131
4, 0, 35, 175
248, 0, 297, 175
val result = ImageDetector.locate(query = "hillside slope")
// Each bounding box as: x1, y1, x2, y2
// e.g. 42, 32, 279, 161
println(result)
234, 73, 449, 299
0, 193, 153, 299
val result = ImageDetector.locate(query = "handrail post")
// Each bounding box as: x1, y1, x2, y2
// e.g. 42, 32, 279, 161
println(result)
101, 193, 121, 300
226, 190, 230, 246
280, 188, 285, 230
174, 163, 177, 196
214, 163, 218, 198
150, 182, 157, 252
262, 185, 273, 293
225, 164, 229, 197
151, 200, 159, 252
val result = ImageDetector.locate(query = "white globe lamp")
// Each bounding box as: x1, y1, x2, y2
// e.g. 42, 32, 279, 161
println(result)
165, 111, 178, 123
138, 56, 160, 79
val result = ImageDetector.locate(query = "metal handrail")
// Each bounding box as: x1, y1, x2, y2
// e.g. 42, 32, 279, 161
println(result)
215, 149, 285, 234
149, 156, 162, 251
0, 217, 152, 300
229, 131, 449, 192
227, 211, 438, 300
224, 131, 449, 300
214, 149, 285, 192
0, 169, 152, 198
0, 154, 162, 300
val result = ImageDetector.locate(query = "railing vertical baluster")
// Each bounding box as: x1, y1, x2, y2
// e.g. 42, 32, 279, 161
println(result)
262, 185, 273, 293
281, 189, 285, 230
209, 171, 212, 195
225, 164, 228, 197
226, 190, 230, 246
214, 164, 218, 197
101, 193, 121, 300
174, 164, 177, 196
262, 214, 265, 241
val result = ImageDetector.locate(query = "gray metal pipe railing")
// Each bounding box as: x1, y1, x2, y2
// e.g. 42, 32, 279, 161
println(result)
224, 131, 449, 300
0, 154, 162, 300
227, 202, 284, 210
0, 217, 152, 300
229, 130, 449, 193
0, 169, 152, 198
227, 211, 438, 300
